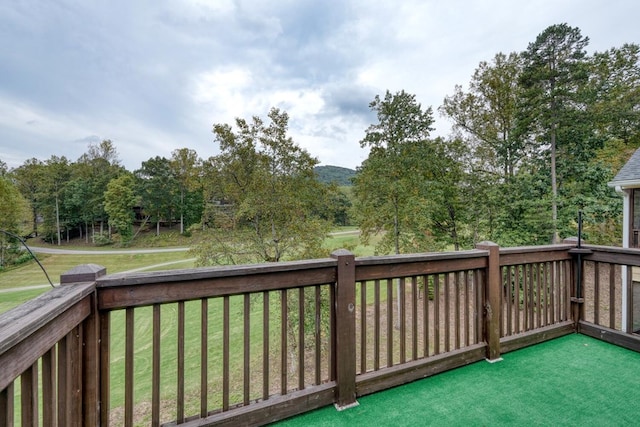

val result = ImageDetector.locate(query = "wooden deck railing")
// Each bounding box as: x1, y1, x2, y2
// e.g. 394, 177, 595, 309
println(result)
577, 245, 640, 351
2, 241, 640, 426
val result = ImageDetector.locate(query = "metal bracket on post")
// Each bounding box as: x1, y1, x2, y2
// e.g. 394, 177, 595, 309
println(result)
566, 212, 592, 328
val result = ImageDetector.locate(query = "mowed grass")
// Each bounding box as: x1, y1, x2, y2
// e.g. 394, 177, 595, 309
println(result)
0, 251, 196, 312
2, 228, 387, 424
107, 296, 279, 425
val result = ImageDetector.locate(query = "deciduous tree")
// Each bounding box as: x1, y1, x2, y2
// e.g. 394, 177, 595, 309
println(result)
353, 90, 435, 254
104, 173, 137, 244
194, 107, 330, 265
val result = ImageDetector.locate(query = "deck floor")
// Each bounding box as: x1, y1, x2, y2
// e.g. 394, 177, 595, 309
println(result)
276, 333, 640, 426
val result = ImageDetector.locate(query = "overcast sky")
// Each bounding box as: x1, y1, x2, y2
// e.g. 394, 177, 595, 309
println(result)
1, 0, 638, 172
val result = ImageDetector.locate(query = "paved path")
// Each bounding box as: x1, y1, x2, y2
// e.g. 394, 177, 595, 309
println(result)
5, 230, 360, 293
28, 246, 190, 255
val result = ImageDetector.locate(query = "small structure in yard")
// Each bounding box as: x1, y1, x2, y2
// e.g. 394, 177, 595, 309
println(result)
609, 147, 640, 331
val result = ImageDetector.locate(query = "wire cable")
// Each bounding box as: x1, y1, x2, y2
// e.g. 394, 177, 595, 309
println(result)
0, 229, 56, 288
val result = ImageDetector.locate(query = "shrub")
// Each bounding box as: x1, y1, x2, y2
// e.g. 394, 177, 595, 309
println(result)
92, 232, 112, 246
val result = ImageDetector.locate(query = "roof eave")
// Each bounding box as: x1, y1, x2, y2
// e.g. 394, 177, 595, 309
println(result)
607, 179, 640, 189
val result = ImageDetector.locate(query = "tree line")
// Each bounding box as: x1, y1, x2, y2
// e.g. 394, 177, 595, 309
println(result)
354, 23, 639, 254
1, 23, 639, 268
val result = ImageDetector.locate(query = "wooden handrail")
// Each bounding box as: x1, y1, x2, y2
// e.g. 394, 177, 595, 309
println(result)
12, 243, 637, 426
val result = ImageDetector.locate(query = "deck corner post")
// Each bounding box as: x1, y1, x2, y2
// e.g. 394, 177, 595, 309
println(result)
60, 264, 107, 285
330, 249, 359, 410
60, 264, 105, 426
476, 241, 502, 362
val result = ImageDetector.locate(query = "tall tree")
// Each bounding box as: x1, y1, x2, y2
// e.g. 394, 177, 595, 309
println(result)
441, 52, 524, 179
0, 175, 29, 266
104, 173, 137, 244
170, 148, 201, 234
589, 43, 640, 147
12, 158, 45, 237
195, 107, 330, 265
353, 90, 435, 255
41, 156, 71, 245
75, 140, 124, 237
519, 23, 590, 243
135, 156, 178, 235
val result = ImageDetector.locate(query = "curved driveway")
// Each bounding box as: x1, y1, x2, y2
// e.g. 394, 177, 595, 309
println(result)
28, 246, 190, 255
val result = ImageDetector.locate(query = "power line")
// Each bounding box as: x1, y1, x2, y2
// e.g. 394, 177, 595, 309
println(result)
0, 229, 55, 288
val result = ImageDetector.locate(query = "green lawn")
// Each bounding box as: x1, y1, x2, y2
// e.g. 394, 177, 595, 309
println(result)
0, 251, 196, 312
1, 228, 383, 424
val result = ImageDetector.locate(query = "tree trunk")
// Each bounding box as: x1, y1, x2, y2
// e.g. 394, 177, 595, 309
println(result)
550, 126, 559, 244
55, 195, 61, 246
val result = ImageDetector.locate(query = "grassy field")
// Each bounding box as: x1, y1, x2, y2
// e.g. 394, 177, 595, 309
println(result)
1, 228, 396, 425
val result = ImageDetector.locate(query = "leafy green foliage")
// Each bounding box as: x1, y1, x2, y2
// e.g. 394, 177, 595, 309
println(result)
0, 176, 30, 267
354, 90, 437, 255
194, 107, 332, 265
104, 173, 137, 245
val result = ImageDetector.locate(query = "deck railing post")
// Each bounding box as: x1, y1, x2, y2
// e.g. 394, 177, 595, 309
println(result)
330, 249, 358, 410
565, 237, 591, 329
476, 242, 502, 362
60, 264, 106, 427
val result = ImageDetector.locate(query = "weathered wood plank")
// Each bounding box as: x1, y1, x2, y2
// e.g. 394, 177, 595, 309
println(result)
125, 308, 135, 427
280, 290, 288, 396
356, 344, 487, 397
21, 362, 38, 427
82, 292, 100, 427
176, 383, 335, 427
70, 325, 83, 427
0, 382, 14, 427
411, 276, 418, 360
579, 321, 640, 352
177, 302, 185, 423
500, 321, 575, 354
262, 292, 269, 401
243, 294, 250, 406
374, 280, 380, 371
359, 281, 366, 374
0, 297, 90, 392
98, 260, 336, 289
98, 267, 336, 310
152, 304, 161, 426
582, 246, 640, 266
58, 333, 70, 427
356, 254, 486, 282
99, 311, 111, 427
314, 285, 322, 385
0, 283, 95, 356
223, 296, 230, 412
42, 348, 56, 427
200, 299, 208, 418
477, 242, 501, 361
298, 287, 305, 391
499, 245, 573, 266
332, 249, 357, 409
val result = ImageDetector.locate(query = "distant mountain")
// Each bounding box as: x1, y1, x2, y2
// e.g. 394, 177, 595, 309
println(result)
314, 165, 357, 186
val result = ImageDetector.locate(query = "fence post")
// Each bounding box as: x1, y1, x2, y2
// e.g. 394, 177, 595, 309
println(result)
330, 249, 358, 410
565, 237, 591, 328
476, 242, 502, 362
60, 264, 106, 427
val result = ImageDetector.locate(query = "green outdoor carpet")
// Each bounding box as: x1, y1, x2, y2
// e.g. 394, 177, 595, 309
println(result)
275, 334, 640, 426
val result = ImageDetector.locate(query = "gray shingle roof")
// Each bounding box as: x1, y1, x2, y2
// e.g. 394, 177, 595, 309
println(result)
609, 148, 640, 187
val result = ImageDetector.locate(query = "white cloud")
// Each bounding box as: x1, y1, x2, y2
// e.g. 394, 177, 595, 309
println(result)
2, 0, 639, 171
